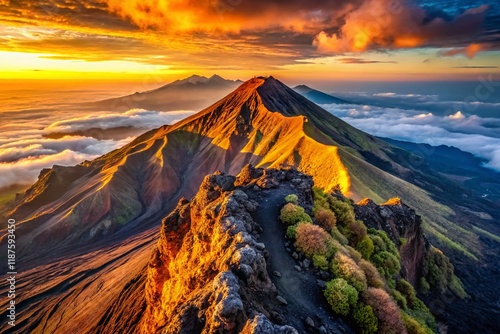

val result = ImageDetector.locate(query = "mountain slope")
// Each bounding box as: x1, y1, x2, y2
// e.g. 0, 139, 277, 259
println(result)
0, 76, 477, 257
86, 74, 242, 112
1, 76, 498, 333
293, 85, 348, 104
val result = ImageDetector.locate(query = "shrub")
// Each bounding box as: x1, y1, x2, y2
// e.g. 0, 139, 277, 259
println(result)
347, 220, 368, 246
359, 260, 384, 288
315, 208, 337, 231
280, 203, 312, 226
371, 251, 401, 280
397, 279, 417, 306
363, 288, 407, 334
331, 227, 349, 245
392, 289, 408, 310
312, 254, 329, 271
370, 235, 387, 253
286, 222, 310, 240
331, 252, 367, 292
295, 224, 335, 258
346, 246, 363, 263
328, 197, 356, 227
352, 303, 378, 334
419, 277, 430, 294
312, 187, 329, 213
422, 246, 466, 298
357, 235, 374, 259
401, 312, 433, 334
324, 278, 358, 316
285, 194, 299, 204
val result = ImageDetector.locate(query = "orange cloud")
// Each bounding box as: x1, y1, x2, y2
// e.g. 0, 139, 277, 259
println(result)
313, 0, 489, 53
439, 43, 483, 59
104, 0, 355, 34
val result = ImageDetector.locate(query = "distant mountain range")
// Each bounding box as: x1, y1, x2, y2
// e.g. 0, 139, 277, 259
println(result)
1, 77, 499, 333
85, 75, 348, 114
86, 74, 243, 112
293, 85, 349, 104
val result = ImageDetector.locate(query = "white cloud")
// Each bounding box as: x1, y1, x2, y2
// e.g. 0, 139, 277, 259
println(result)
0, 108, 195, 189
322, 102, 500, 171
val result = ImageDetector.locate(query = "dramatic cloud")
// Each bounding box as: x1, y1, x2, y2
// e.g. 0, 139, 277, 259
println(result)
0, 0, 497, 71
321, 99, 500, 171
313, 1, 489, 53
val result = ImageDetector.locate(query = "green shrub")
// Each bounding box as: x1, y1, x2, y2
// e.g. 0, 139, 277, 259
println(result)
312, 187, 329, 213
295, 224, 336, 258
352, 303, 378, 334
359, 260, 385, 288
286, 225, 297, 239
402, 312, 434, 334
328, 197, 356, 227
346, 246, 363, 263
331, 252, 367, 292
392, 289, 407, 310
422, 246, 466, 298
315, 208, 337, 231
357, 235, 374, 259
419, 277, 430, 294
285, 194, 299, 204
369, 235, 387, 253
324, 278, 358, 316
312, 254, 329, 271
331, 227, 349, 245
371, 251, 401, 280
280, 203, 312, 226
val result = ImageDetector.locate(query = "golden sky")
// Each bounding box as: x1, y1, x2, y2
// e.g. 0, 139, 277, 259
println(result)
0, 0, 498, 82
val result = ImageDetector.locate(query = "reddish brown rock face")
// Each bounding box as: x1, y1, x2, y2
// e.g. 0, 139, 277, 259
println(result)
354, 198, 427, 285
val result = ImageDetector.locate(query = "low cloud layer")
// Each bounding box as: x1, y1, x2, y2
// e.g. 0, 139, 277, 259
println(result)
0, 108, 195, 189
322, 99, 500, 171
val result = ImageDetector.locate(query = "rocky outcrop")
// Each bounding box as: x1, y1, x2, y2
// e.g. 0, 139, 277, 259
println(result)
354, 198, 427, 285
141, 165, 312, 333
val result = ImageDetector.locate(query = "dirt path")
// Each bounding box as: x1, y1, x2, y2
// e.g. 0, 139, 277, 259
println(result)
252, 185, 352, 334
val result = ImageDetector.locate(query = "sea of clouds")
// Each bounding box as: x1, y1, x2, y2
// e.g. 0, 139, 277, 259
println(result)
0, 109, 195, 189
321, 92, 500, 171
1, 91, 498, 191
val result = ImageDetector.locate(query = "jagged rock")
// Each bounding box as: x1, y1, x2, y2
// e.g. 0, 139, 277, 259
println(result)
241, 315, 298, 334
354, 197, 427, 285
319, 325, 328, 334
276, 296, 288, 305
273, 271, 282, 278
294, 265, 302, 272
292, 252, 299, 260
317, 280, 327, 289
302, 259, 311, 268
305, 317, 315, 328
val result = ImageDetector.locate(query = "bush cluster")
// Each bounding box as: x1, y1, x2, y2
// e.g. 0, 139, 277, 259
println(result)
331, 252, 367, 292
352, 303, 378, 334
324, 278, 358, 316
280, 203, 312, 226
284, 193, 299, 204
363, 288, 407, 334
314, 208, 337, 231
422, 246, 466, 298
295, 224, 335, 258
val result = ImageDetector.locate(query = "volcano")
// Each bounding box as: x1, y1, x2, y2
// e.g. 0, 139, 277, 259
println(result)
1, 76, 497, 333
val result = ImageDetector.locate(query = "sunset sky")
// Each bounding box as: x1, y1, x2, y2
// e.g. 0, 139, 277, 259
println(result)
0, 0, 499, 82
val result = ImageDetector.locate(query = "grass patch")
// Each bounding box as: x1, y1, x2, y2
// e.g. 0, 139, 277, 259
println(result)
472, 226, 500, 243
